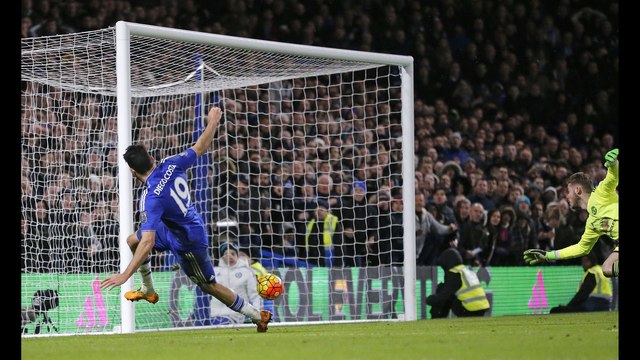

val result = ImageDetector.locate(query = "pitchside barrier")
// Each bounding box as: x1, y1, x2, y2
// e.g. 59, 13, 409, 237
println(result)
21, 265, 617, 335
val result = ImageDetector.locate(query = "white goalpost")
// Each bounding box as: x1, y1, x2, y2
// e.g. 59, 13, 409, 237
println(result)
21, 21, 415, 336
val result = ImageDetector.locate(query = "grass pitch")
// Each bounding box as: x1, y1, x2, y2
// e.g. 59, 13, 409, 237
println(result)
22, 311, 618, 360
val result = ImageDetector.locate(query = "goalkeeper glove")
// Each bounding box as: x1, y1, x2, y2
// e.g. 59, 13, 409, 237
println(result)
604, 148, 619, 168
523, 249, 557, 265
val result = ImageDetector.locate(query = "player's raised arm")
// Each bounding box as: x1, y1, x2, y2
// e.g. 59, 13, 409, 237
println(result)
192, 107, 222, 156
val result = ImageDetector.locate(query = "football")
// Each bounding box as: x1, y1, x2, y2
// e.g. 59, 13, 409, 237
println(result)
256, 273, 283, 300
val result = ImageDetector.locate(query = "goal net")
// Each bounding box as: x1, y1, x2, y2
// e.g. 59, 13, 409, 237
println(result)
21, 21, 415, 336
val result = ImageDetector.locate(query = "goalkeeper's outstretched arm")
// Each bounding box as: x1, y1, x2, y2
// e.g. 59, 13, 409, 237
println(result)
524, 149, 618, 266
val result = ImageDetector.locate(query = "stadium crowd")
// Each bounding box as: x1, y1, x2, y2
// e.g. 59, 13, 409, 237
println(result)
21, 0, 618, 273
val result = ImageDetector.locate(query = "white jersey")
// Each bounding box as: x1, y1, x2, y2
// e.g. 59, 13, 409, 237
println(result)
210, 258, 262, 323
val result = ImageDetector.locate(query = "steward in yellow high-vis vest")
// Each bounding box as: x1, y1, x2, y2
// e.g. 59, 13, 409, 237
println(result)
550, 253, 612, 313
426, 247, 491, 318
301, 199, 343, 267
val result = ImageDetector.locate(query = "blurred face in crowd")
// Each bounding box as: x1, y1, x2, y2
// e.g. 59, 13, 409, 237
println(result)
488, 209, 501, 227
415, 192, 426, 210
316, 175, 333, 196
377, 196, 390, 210
432, 188, 448, 205
457, 200, 471, 219
353, 185, 366, 201
470, 203, 485, 223
495, 179, 510, 197
221, 248, 238, 266
315, 205, 329, 220
473, 179, 489, 196
391, 198, 403, 212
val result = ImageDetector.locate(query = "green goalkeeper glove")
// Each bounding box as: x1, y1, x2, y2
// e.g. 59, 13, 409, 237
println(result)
523, 249, 557, 265
604, 148, 619, 168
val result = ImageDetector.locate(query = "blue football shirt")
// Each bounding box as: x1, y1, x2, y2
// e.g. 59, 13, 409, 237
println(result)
138, 148, 208, 252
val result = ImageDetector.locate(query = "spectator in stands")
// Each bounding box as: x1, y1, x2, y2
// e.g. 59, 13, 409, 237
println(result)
431, 186, 457, 226
387, 194, 406, 318
482, 208, 503, 266
292, 180, 317, 239
505, 184, 525, 208
366, 193, 394, 266
525, 183, 543, 207
492, 178, 512, 209
338, 180, 374, 267
298, 199, 344, 267
248, 171, 273, 247
277, 222, 297, 259
543, 203, 580, 266
440, 132, 471, 164
51, 188, 80, 273
450, 173, 472, 201
538, 203, 576, 265
453, 197, 472, 230
217, 177, 255, 247
467, 178, 497, 212
21, 16, 34, 37
264, 177, 294, 252
492, 206, 517, 265
77, 211, 100, 273
418, 190, 458, 266
389, 195, 405, 265
21, 0, 619, 284
191, 241, 262, 326
458, 202, 488, 266
90, 199, 119, 273
511, 204, 539, 266
514, 195, 532, 220
315, 174, 339, 209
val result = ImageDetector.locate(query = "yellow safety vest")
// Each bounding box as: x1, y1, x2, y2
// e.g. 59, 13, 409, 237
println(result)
251, 261, 268, 279
305, 213, 338, 251
450, 264, 491, 311
582, 265, 613, 300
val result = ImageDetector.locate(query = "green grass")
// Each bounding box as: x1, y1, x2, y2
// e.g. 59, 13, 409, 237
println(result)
22, 312, 619, 360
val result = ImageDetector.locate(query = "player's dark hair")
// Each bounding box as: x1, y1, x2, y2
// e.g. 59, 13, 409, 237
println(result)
566, 172, 593, 193
123, 143, 153, 174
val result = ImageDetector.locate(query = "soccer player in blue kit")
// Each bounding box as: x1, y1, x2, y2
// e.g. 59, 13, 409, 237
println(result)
100, 107, 271, 332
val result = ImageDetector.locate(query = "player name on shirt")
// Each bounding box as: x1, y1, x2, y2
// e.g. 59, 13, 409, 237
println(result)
154, 164, 176, 195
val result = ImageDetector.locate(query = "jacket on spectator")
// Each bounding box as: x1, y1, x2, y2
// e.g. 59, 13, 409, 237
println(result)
426, 248, 490, 318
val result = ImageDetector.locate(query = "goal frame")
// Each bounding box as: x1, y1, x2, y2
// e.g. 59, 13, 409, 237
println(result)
22, 21, 418, 334
115, 21, 415, 333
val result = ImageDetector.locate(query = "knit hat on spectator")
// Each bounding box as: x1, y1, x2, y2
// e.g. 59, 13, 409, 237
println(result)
316, 198, 330, 209
441, 161, 463, 177
543, 186, 558, 202
353, 180, 367, 192
219, 241, 239, 255
515, 195, 531, 208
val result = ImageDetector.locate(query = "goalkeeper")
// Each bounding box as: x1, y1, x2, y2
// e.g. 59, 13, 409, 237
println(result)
523, 148, 619, 277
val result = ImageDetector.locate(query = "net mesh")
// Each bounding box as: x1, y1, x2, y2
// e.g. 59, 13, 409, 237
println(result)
21, 25, 411, 334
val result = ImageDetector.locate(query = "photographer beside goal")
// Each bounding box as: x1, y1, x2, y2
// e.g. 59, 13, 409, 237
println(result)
99, 107, 272, 332
523, 148, 619, 278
